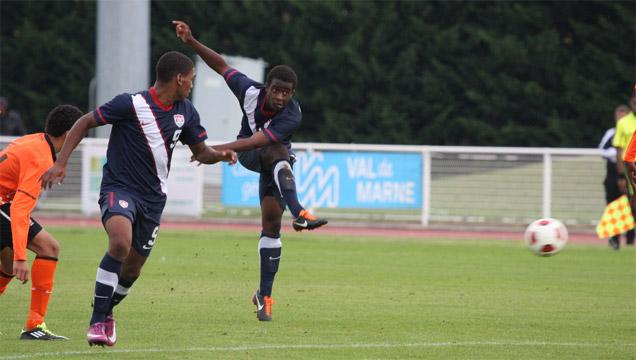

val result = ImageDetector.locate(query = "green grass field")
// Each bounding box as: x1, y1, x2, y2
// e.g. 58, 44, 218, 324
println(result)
1, 227, 634, 359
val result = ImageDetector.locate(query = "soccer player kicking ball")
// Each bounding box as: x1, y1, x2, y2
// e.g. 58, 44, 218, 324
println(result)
0, 105, 84, 340
40, 51, 237, 346
174, 20, 328, 322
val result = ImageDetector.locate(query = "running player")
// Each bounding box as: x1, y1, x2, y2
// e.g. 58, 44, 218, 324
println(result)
40, 51, 237, 346
0, 104, 83, 340
174, 20, 327, 322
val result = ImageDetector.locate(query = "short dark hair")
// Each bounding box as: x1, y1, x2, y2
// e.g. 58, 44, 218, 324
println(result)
616, 104, 630, 113
266, 65, 298, 89
156, 51, 194, 83
45, 105, 83, 137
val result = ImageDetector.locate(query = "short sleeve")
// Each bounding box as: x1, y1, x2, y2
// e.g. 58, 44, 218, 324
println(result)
262, 103, 302, 143
93, 93, 134, 126
179, 104, 208, 145
223, 68, 260, 101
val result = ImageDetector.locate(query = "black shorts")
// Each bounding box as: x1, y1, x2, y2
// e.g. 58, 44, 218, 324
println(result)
0, 203, 43, 250
99, 190, 162, 257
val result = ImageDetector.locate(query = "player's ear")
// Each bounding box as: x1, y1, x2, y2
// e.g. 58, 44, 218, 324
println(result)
176, 73, 183, 86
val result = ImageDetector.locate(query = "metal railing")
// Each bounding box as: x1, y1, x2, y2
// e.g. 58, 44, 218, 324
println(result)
0, 136, 605, 227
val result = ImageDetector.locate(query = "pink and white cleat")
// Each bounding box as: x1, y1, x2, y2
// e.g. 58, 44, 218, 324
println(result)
104, 314, 117, 345
86, 322, 113, 347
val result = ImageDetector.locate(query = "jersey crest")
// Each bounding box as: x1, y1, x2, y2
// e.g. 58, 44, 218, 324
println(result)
173, 114, 185, 128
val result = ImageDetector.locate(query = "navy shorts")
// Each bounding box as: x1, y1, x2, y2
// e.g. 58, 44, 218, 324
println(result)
238, 149, 262, 173
0, 203, 43, 250
99, 191, 163, 257
238, 149, 297, 209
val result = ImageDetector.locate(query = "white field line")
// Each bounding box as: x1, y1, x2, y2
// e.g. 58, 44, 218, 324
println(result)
1, 341, 635, 359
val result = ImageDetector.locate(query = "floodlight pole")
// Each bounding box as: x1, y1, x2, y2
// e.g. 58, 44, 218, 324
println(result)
95, 0, 150, 138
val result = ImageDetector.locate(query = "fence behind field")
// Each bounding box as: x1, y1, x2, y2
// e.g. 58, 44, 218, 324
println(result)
0, 136, 605, 227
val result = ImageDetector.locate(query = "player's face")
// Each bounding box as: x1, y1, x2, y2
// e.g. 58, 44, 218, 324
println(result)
266, 79, 294, 111
616, 109, 629, 121
176, 68, 196, 101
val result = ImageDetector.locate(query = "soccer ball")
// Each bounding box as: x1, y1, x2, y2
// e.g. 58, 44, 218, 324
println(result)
523, 218, 568, 256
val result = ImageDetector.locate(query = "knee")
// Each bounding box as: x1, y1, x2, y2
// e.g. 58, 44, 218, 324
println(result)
44, 238, 61, 258
37, 234, 61, 258
273, 159, 292, 172
108, 237, 130, 260
260, 145, 288, 170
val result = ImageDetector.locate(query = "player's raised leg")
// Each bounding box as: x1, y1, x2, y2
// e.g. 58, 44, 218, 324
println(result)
260, 144, 327, 231
87, 215, 131, 347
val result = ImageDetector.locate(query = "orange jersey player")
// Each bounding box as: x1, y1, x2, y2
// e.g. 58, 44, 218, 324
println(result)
0, 104, 83, 340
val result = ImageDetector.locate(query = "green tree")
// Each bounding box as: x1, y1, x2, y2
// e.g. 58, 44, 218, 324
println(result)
1, 0, 634, 147
0, 0, 95, 131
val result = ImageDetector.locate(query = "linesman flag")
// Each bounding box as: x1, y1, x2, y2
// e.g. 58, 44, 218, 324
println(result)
596, 195, 635, 238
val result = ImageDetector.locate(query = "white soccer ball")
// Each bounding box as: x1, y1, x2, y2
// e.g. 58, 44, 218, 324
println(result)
523, 218, 568, 256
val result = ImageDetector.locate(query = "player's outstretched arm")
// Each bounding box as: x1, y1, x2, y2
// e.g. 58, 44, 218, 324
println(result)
189, 141, 237, 165
173, 20, 230, 75
40, 113, 98, 189
213, 132, 271, 153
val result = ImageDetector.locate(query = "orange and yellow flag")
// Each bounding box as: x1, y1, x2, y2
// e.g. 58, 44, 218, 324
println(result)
596, 195, 635, 238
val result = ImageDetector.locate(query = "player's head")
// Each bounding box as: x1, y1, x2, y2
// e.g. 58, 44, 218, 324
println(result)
265, 65, 297, 111
156, 51, 196, 101
44, 105, 83, 138
615, 104, 630, 122
630, 91, 636, 113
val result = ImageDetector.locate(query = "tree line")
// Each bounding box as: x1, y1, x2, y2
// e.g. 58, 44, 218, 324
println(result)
1, 0, 634, 146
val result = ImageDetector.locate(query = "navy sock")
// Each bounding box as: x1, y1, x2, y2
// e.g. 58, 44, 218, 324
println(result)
258, 234, 282, 297
108, 277, 135, 315
90, 253, 122, 325
272, 160, 303, 218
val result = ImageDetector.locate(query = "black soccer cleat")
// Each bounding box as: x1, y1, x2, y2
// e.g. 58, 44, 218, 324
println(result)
252, 290, 275, 321
293, 210, 328, 231
20, 323, 68, 340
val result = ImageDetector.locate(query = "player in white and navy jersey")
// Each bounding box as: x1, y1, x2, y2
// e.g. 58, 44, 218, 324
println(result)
174, 20, 327, 322
40, 51, 237, 346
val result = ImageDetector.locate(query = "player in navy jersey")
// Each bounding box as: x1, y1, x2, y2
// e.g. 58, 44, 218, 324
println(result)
174, 20, 327, 322
40, 51, 237, 346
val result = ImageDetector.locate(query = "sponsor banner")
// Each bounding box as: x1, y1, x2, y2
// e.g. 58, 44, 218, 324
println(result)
81, 143, 203, 216
222, 150, 422, 208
